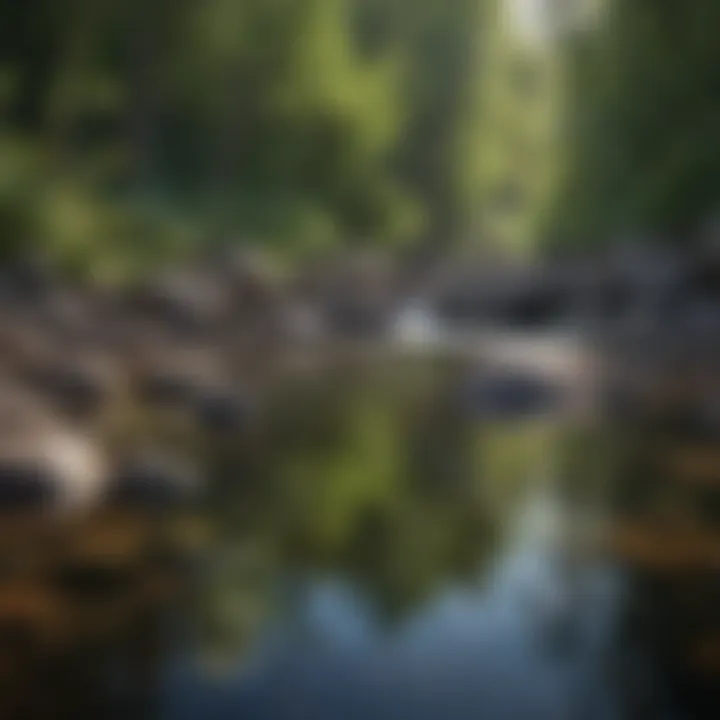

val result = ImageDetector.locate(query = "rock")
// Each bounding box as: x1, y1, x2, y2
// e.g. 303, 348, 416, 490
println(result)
29, 353, 118, 420
137, 367, 201, 408
276, 300, 326, 346
192, 388, 252, 435
459, 371, 569, 421
308, 250, 397, 338
37, 431, 108, 513
134, 349, 225, 410
123, 270, 228, 337
107, 452, 201, 511
0, 254, 58, 303
491, 271, 573, 329
0, 434, 107, 515
0, 387, 107, 514
35, 288, 100, 343
204, 246, 286, 321
0, 460, 59, 512
393, 299, 441, 346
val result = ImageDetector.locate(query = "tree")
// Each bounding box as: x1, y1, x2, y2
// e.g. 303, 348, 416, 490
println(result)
548, 0, 720, 247
466, 0, 566, 254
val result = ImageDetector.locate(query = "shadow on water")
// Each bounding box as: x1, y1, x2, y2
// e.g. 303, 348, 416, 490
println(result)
0, 351, 711, 719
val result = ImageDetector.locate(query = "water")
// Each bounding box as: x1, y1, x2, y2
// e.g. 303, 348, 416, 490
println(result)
155, 356, 631, 720
0, 351, 708, 718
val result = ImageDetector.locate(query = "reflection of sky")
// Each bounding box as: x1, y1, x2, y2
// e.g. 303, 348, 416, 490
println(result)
163, 534, 629, 719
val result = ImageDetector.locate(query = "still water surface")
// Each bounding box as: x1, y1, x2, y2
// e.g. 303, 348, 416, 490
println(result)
146, 355, 674, 720
1, 352, 696, 718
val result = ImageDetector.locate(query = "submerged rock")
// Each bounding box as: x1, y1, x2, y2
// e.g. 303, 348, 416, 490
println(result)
107, 452, 201, 511
192, 387, 253, 435
459, 371, 569, 421
0, 460, 59, 512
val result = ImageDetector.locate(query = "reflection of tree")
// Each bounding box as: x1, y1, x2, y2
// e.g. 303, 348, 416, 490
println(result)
195, 357, 583, 658
342, 499, 497, 625
269, 367, 405, 563
475, 421, 564, 510
194, 539, 279, 674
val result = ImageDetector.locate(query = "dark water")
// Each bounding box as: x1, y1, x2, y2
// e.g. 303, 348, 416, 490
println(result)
0, 354, 707, 718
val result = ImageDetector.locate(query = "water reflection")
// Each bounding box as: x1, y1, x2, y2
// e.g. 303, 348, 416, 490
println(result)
177, 356, 628, 720
0, 352, 714, 718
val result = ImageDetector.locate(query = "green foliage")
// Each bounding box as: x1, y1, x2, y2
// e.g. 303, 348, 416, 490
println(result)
548, 0, 720, 246
356, 0, 492, 243
0, 0, 446, 270
467, 0, 566, 253
194, 356, 586, 653
3, 0, 564, 268
4, 0, 642, 265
